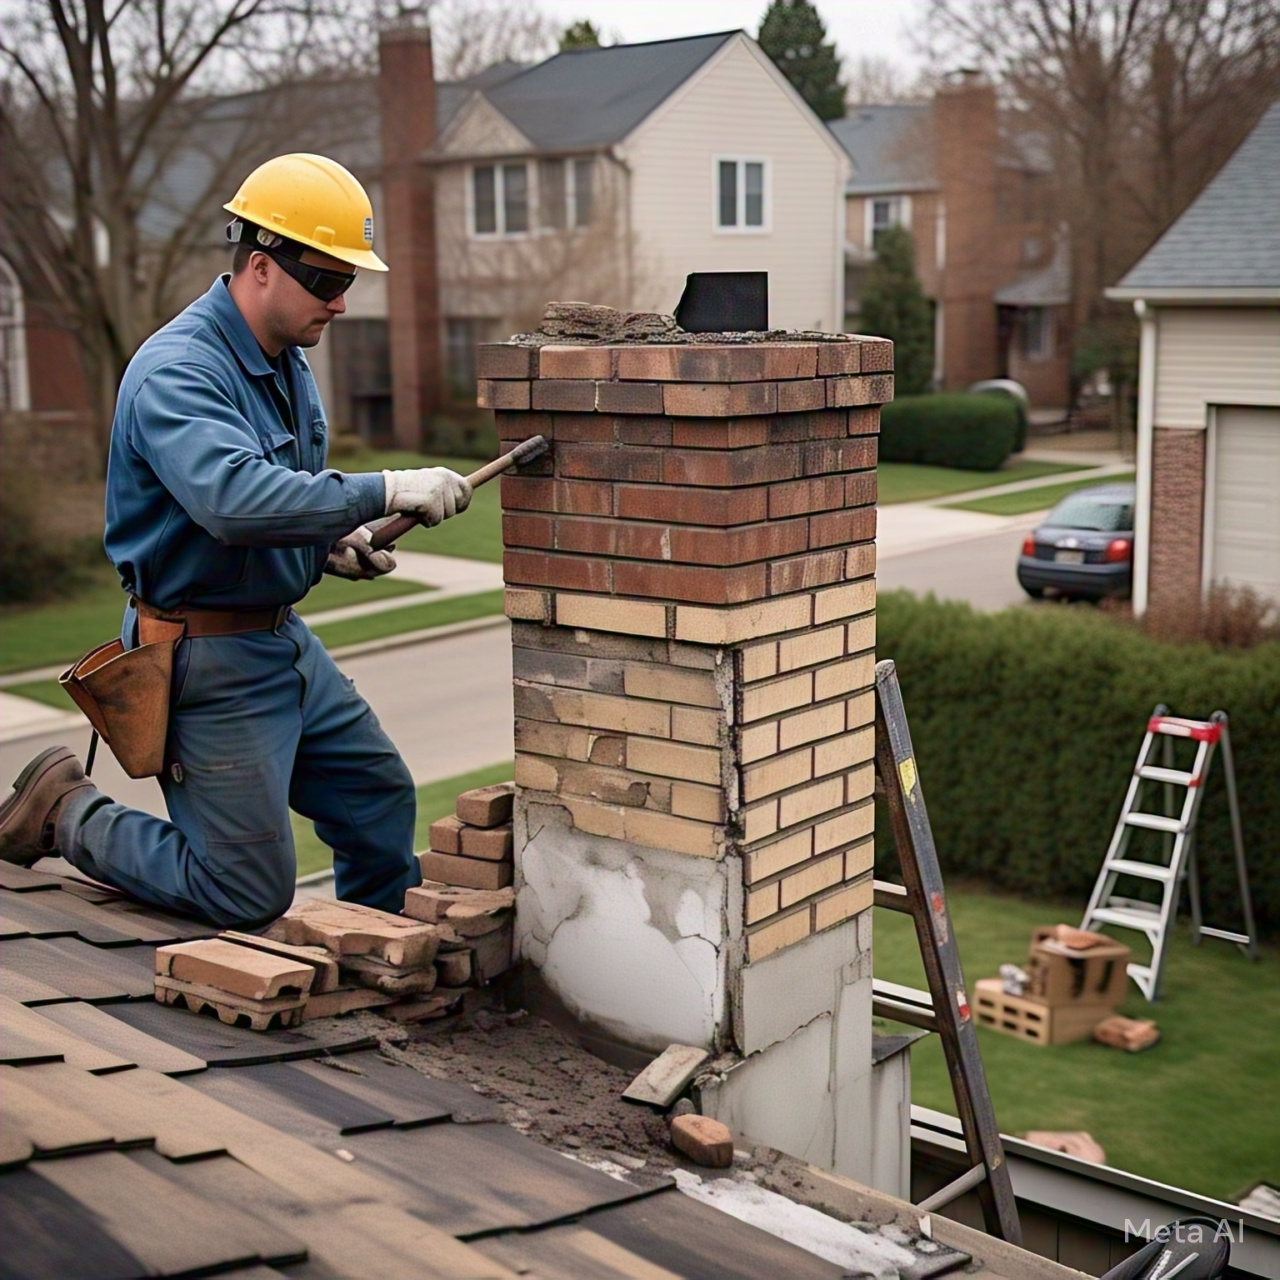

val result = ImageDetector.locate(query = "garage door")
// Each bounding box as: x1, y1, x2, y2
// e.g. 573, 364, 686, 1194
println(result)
1211, 407, 1280, 600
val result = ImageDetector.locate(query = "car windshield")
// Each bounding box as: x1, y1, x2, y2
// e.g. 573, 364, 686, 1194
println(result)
1046, 493, 1134, 532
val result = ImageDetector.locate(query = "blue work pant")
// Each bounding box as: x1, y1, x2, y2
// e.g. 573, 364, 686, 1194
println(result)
58, 610, 420, 927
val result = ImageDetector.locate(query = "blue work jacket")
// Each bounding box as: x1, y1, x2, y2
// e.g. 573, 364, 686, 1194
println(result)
104, 277, 386, 610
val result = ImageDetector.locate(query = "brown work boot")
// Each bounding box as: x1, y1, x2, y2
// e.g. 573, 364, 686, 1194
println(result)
0, 746, 95, 867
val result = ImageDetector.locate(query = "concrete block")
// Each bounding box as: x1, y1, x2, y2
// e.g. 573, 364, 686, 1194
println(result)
456, 782, 514, 829
556, 593, 668, 637
428, 814, 464, 855
418, 850, 513, 891
670, 1114, 734, 1168
622, 1043, 710, 1107
156, 939, 315, 1001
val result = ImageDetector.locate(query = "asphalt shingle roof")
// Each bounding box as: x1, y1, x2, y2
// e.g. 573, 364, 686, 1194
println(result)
827, 104, 935, 194
1114, 101, 1280, 292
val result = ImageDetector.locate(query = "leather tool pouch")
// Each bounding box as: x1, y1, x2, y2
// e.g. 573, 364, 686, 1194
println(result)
58, 616, 184, 779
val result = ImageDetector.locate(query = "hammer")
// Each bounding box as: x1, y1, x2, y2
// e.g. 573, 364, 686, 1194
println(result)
368, 434, 549, 551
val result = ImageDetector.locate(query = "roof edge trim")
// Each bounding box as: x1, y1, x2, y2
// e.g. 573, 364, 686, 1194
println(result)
1106, 286, 1280, 304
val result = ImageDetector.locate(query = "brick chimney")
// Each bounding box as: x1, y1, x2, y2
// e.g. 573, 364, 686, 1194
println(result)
481, 335, 892, 1180
379, 24, 441, 449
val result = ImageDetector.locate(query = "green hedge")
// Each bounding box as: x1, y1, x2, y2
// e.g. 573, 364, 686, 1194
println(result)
875, 592, 1280, 938
879, 392, 1019, 470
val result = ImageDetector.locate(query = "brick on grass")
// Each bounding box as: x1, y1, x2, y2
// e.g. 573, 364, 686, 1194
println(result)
266, 900, 441, 968
429, 814, 464, 855
670, 1114, 734, 1168
459, 824, 514, 862
156, 939, 314, 1001
455, 783, 514, 829
778, 625, 845, 674
419, 850, 513, 891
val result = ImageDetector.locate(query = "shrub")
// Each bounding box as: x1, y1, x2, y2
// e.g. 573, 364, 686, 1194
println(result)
858, 225, 934, 397
0, 469, 99, 605
875, 591, 1280, 938
879, 393, 1019, 470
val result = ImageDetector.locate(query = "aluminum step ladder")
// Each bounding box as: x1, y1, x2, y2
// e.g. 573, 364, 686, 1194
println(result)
1081, 706, 1257, 1002
871, 659, 1021, 1245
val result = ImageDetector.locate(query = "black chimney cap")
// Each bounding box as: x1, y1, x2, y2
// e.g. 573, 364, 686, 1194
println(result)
674, 271, 768, 333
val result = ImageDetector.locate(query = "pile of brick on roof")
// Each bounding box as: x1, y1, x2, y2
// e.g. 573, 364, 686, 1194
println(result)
154, 783, 516, 1030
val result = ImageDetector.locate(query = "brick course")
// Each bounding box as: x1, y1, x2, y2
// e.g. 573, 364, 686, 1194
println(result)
1148, 427, 1205, 617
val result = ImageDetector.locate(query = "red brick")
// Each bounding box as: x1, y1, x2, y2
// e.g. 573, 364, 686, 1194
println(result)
502, 512, 554, 549
810, 507, 877, 549
538, 346, 612, 379
532, 379, 597, 412
671, 418, 770, 449
614, 344, 817, 383
613, 560, 767, 604
595, 382, 665, 415
477, 344, 536, 379
615, 484, 768, 527
477, 379, 530, 410
802, 437, 878, 476
539, 414, 613, 443
777, 379, 827, 414
1148, 427, 1205, 614
504, 550, 611, 592
495, 409, 554, 438
845, 471, 877, 507
553, 517, 663, 560
663, 382, 777, 418
866, 374, 894, 402
669, 518, 809, 565
554, 479, 616, 516
459, 823, 513, 861
858, 338, 894, 371
816, 341, 861, 376
559, 443, 663, 483
419, 850, 512, 891
827, 376, 877, 408
615, 416, 673, 446
847, 407, 879, 436
768, 475, 846, 519
768, 549, 846, 594
501, 475, 555, 511
663, 445, 798, 488
614, 346, 682, 381
768, 410, 848, 443
670, 1114, 733, 1168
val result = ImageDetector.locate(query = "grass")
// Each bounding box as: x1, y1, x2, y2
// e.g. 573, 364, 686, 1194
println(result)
310, 590, 505, 650
877, 458, 1087, 506
290, 759, 514, 878
874, 885, 1280, 1200
947, 471, 1135, 516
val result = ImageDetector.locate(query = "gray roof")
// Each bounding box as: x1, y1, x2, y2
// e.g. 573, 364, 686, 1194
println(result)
995, 235, 1070, 306
483, 31, 736, 149
1112, 101, 1280, 295
827, 105, 935, 195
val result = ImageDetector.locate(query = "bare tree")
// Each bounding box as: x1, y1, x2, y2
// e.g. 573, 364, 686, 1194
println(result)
843, 54, 927, 105
428, 0, 560, 78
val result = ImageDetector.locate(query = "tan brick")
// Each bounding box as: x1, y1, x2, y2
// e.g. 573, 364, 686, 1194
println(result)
515, 718, 592, 761
627, 737, 720, 785
779, 775, 844, 828
813, 579, 876, 625
844, 837, 875, 879
460, 824, 514, 862
778, 701, 845, 752
674, 594, 811, 645
671, 705, 721, 746
777, 625, 845, 673
814, 725, 874, 778
428, 814, 464, 854
814, 653, 876, 701
505, 588, 549, 621
845, 763, 875, 804
563, 795, 626, 839
743, 799, 779, 843
514, 754, 559, 792
740, 720, 778, 763
556, 593, 668, 637
670, 1114, 735, 1168
846, 690, 875, 730
419, 850, 512, 891
551, 689, 671, 737
813, 877, 873, 932
780, 852, 844, 909
671, 781, 725, 823
846, 613, 876, 654
741, 641, 778, 683
742, 747, 812, 802
845, 542, 876, 580
456, 783, 514, 828
588, 734, 627, 767
623, 807, 722, 858
741, 671, 813, 723
747, 908, 811, 961
744, 827, 813, 882
624, 664, 719, 709
745, 883, 781, 925
157, 939, 314, 1000
814, 800, 874, 855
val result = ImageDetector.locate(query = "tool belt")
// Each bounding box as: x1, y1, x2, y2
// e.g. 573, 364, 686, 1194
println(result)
58, 599, 290, 779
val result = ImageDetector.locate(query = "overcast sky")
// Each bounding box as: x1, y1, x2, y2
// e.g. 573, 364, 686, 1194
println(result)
535, 0, 928, 74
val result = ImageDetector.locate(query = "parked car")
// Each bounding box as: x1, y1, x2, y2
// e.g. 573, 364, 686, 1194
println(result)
1017, 482, 1135, 600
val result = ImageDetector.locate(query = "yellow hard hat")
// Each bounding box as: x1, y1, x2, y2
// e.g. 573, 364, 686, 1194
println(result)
224, 153, 388, 272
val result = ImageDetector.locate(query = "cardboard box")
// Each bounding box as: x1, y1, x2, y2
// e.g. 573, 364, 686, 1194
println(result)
974, 978, 1107, 1046
1026, 924, 1130, 1007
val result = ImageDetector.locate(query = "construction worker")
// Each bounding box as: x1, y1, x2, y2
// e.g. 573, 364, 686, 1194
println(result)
0, 154, 469, 927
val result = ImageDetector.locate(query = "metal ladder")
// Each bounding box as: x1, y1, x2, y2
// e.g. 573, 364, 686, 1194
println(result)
871, 660, 1021, 1245
1081, 705, 1257, 1002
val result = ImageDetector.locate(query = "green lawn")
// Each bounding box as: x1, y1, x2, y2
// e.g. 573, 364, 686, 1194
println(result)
947, 471, 1135, 516
878, 459, 1087, 506
311, 590, 505, 650
291, 759, 514, 877
875, 885, 1280, 1200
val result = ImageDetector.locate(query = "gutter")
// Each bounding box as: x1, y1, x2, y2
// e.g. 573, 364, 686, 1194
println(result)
1106, 286, 1280, 305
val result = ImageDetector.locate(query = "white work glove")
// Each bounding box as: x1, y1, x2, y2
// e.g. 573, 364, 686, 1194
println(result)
382, 467, 472, 526
324, 524, 397, 580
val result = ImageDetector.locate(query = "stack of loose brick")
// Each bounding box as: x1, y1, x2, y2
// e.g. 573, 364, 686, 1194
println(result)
483, 335, 889, 963
421, 783, 516, 891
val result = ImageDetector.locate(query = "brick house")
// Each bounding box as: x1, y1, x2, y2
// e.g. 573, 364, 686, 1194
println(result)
1107, 102, 1280, 616
828, 79, 1071, 407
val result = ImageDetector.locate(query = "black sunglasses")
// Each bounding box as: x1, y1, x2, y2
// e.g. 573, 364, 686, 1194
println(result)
265, 251, 356, 302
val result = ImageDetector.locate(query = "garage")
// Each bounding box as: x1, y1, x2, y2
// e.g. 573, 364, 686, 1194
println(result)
1210, 406, 1280, 599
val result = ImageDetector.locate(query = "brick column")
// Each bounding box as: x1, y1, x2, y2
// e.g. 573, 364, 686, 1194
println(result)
1147, 427, 1205, 617
482, 336, 891, 1179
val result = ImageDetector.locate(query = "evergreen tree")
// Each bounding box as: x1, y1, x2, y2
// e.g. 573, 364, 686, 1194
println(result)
758, 1, 845, 121
859, 226, 934, 396
560, 20, 602, 51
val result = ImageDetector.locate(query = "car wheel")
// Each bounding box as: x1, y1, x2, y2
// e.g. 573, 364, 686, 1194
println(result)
1022, 585, 1045, 600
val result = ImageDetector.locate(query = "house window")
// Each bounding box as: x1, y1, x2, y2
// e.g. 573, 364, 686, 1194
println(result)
446, 317, 499, 399
471, 163, 531, 237
0, 255, 30, 412
538, 156, 595, 230
868, 196, 909, 251
1020, 307, 1052, 359
716, 158, 768, 231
